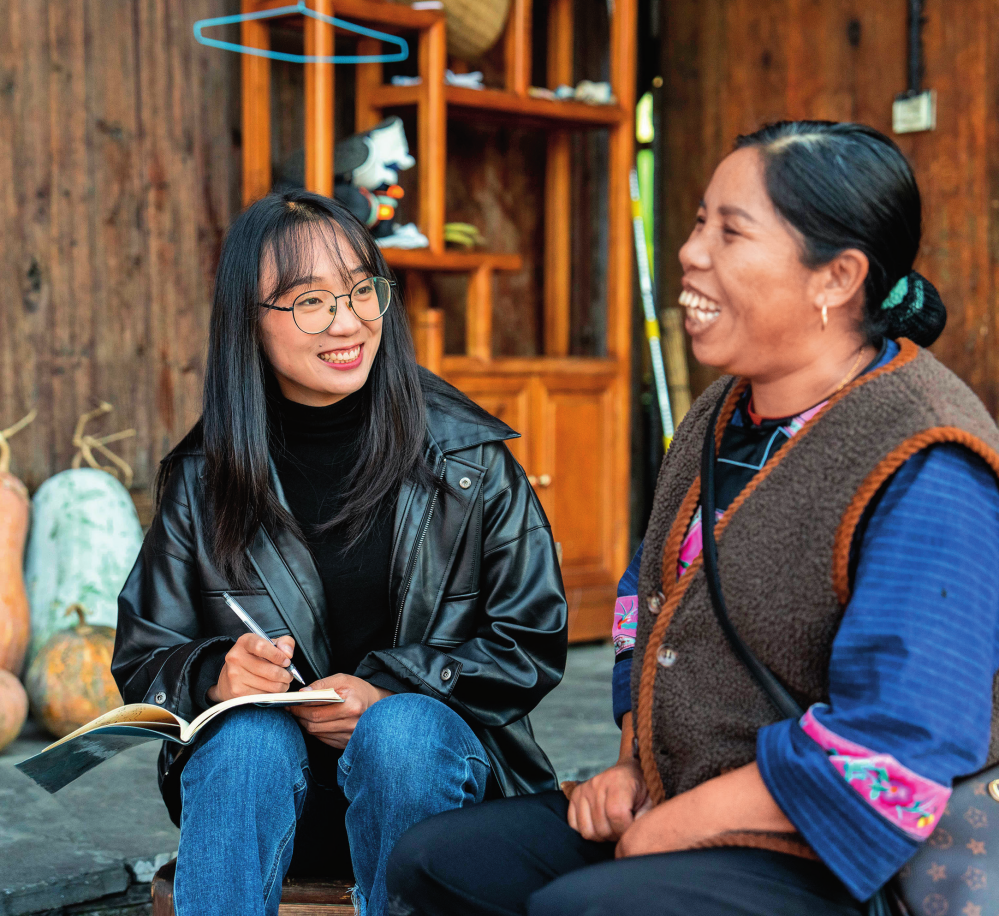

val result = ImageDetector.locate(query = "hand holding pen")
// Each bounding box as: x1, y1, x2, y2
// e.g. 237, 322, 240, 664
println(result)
205, 592, 306, 704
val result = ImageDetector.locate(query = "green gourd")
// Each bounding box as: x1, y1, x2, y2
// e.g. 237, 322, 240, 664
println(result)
23, 468, 142, 664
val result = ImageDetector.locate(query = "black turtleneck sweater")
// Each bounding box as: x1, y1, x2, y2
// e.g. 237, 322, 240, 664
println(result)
270, 388, 397, 679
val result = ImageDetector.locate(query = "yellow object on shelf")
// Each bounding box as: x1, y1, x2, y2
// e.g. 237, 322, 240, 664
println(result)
444, 222, 485, 249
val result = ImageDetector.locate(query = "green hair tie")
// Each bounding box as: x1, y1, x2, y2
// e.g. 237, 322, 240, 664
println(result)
881, 273, 924, 318
881, 275, 909, 310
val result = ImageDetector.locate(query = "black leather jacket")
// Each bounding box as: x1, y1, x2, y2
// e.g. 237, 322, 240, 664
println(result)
112, 381, 568, 825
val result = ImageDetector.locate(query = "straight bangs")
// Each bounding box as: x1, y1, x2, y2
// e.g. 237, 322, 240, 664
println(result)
260, 205, 388, 307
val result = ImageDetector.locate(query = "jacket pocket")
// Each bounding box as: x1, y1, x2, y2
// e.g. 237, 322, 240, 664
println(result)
424, 593, 480, 646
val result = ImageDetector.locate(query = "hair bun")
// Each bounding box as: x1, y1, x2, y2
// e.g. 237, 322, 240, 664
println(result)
880, 270, 946, 347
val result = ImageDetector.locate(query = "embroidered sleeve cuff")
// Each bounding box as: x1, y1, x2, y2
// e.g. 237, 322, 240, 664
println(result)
757, 717, 919, 901
612, 657, 632, 728
800, 705, 950, 840
612, 595, 638, 657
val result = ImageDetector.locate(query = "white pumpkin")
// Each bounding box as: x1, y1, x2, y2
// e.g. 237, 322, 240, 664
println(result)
23, 468, 142, 662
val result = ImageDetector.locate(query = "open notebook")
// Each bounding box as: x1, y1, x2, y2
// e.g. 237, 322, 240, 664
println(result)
16, 687, 343, 793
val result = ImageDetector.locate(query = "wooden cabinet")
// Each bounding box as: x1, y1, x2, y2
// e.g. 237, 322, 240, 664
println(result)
240, 0, 636, 640
447, 360, 623, 641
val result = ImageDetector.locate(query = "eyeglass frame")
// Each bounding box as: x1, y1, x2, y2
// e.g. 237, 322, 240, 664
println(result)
258, 276, 397, 334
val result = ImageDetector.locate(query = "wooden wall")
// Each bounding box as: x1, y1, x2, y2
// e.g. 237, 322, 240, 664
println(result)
0, 0, 241, 500
659, 0, 999, 414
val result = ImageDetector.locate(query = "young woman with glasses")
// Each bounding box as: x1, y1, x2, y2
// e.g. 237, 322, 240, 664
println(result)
111, 189, 568, 916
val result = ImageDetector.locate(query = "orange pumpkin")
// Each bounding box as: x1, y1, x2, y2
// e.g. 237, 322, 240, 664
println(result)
0, 409, 35, 677
25, 604, 123, 739
0, 669, 28, 753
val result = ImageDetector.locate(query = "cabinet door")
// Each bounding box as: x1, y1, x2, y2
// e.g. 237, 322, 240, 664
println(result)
444, 373, 532, 468
533, 372, 619, 641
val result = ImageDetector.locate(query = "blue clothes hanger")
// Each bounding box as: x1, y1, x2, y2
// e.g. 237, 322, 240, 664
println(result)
193, 1, 409, 64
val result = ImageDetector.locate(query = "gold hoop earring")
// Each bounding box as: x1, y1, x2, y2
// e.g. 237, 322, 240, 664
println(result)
821, 304, 828, 330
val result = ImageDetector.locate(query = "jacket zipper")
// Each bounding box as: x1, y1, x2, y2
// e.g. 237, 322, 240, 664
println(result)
393, 456, 446, 647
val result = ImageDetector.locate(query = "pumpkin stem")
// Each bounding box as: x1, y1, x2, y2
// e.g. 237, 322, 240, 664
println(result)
64, 603, 90, 629
71, 403, 136, 489
0, 408, 38, 475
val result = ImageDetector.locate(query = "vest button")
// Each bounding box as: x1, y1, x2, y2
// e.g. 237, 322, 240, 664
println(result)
459, 477, 472, 489
656, 646, 678, 668
647, 591, 665, 615
154, 692, 167, 705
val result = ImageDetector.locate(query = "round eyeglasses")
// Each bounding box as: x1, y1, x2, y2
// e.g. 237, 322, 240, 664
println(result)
259, 276, 395, 334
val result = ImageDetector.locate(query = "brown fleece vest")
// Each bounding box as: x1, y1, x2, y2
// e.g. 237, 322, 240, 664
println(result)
631, 340, 999, 826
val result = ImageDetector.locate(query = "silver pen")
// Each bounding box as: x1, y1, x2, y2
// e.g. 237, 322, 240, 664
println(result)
222, 591, 306, 686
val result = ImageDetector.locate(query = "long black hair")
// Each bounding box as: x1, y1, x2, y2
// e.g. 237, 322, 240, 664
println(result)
734, 121, 946, 346
162, 189, 437, 585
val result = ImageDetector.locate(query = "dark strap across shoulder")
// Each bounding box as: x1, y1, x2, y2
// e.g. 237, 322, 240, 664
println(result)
699, 386, 893, 916
699, 385, 803, 721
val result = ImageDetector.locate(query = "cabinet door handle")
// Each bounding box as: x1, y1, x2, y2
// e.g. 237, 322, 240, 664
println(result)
529, 474, 552, 488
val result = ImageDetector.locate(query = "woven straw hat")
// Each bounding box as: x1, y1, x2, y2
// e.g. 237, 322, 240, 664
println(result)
391, 0, 511, 62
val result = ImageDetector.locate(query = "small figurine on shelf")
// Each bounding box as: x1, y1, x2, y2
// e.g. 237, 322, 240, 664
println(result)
275, 115, 418, 240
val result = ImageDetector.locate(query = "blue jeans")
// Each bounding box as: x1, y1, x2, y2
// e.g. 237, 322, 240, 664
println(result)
173, 693, 491, 916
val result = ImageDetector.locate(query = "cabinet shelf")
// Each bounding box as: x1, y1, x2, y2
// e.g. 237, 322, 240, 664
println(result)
370, 84, 625, 130
380, 248, 523, 273
240, 0, 637, 642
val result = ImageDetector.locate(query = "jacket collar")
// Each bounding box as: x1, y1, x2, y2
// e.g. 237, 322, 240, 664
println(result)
421, 371, 519, 457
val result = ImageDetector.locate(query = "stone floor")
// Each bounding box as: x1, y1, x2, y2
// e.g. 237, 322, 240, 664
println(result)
0, 643, 618, 916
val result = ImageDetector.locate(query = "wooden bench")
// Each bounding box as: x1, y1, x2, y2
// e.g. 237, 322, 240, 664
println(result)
151, 859, 355, 915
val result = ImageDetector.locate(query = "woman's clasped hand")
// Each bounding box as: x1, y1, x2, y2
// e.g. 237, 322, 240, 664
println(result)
567, 757, 651, 845
290, 675, 394, 749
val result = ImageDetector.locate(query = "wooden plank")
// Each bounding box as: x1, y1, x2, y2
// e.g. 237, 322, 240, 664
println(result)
987, 0, 999, 418
404, 269, 431, 364
382, 248, 522, 272
417, 20, 447, 252
465, 264, 494, 360
369, 84, 625, 128
543, 0, 573, 357
304, 0, 335, 196
48, 0, 95, 482
354, 37, 383, 133
504, 0, 532, 96
903, 0, 993, 407
547, 0, 573, 88
2, 0, 52, 488
442, 355, 618, 376
86, 0, 151, 486
543, 132, 571, 356
418, 308, 444, 375
0, 0, 24, 472
604, 0, 637, 581
241, 0, 272, 205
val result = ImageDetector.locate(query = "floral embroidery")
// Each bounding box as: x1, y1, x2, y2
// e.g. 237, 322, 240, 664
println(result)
676, 507, 723, 579
801, 705, 951, 840
779, 402, 825, 438
612, 596, 638, 656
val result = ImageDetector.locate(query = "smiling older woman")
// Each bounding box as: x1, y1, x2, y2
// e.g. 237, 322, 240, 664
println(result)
384, 121, 999, 916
